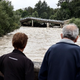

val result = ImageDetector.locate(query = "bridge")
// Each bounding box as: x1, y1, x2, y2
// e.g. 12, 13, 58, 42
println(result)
20, 17, 64, 28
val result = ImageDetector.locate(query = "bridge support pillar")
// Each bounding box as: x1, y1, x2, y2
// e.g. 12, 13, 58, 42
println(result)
47, 23, 49, 28
60, 24, 63, 28
32, 20, 33, 27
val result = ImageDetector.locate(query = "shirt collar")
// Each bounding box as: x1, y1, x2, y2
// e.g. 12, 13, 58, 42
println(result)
60, 38, 75, 44
12, 49, 26, 56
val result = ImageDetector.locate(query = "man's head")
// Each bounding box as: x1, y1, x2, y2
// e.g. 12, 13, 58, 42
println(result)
12, 32, 28, 50
61, 23, 79, 42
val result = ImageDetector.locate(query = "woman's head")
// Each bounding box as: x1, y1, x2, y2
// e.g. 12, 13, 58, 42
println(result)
12, 32, 28, 49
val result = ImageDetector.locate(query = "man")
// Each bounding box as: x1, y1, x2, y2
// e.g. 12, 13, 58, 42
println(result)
0, 32, 34, 80
38, 24, 80, 80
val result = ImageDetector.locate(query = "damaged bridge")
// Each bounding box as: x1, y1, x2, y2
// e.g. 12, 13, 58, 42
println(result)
20, 17, 64, 28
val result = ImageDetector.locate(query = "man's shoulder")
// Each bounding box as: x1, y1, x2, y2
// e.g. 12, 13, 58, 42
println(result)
57, 42, 79, 47
49, 42, 80, 50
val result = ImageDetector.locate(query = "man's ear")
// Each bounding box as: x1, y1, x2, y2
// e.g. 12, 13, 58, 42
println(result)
61, 33, 63, 39
74, 36, 79, 42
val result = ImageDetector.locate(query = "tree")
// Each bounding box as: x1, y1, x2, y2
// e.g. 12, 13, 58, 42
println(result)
74, 6, 80, 18
34, 0, 42, 17
49, 15, 55, 19
21, 10, 28, 17
0, 0, 20, 36
41, 1, 48, 12
0, 3, 9, 35
58, 0, 80, 18
47, 8, 54, 18
32, 11, 38, 17
16, 9, 23, 16
26, 6, 33, 15
53, 9, 70, 20
41, 12, 48, 18
57, 0, 72, 7
34, 0, 51, 18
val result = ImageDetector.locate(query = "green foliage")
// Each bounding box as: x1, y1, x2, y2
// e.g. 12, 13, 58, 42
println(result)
21, 10, 28, 17
34, 0, 42, 17
26, 7, 33, 15
32, 11, 38, 17
41, 12, 48, 18
18, 0, 53, 19
35, 0, 52, 19
73, 6, 80, 18
57, 0, 80, 19
0, 0, 20, 36
49, 13, 57, 20
61, 2, 68, 9
50, 9, 70, 20
58, 0, 70, 6
69, 18, 80, 32
49, 15, 55, 19
16, 0, 80, 21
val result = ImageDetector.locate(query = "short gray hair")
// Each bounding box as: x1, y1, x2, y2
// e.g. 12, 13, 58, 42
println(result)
62, 23, 79, 40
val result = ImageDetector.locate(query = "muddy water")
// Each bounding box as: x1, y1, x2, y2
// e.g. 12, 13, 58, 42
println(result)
0, 26, 80, 62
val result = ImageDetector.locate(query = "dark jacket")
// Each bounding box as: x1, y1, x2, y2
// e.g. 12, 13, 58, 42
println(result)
0, 49, 34, 80
38, 42, 80, 80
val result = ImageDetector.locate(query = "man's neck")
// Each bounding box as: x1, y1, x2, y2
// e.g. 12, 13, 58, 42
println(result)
60, 38, 75, 44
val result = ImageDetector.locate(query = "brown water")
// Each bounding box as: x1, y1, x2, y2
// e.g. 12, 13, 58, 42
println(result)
0, 26, 80, 62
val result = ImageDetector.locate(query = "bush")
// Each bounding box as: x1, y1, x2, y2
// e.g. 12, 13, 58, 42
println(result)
0, 0, 20, 36
69, 18, 80, 33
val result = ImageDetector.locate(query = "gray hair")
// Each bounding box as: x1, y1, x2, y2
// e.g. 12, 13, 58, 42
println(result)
62, 23, 79, 40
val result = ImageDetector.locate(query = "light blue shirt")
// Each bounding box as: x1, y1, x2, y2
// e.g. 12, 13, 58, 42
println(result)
60, 38, 74, 44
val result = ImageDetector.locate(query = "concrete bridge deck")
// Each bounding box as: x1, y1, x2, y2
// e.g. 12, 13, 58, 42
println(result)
20, 17, 64, 27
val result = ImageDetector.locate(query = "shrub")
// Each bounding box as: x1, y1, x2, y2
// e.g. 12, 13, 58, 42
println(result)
0, 0, 20, 36
69, 18, 80, 33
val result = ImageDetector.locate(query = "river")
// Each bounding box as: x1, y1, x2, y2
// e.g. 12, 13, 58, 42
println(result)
0, 26, 80, 62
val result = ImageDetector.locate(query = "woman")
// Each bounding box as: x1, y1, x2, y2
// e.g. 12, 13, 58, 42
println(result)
0, 32, 34, 80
